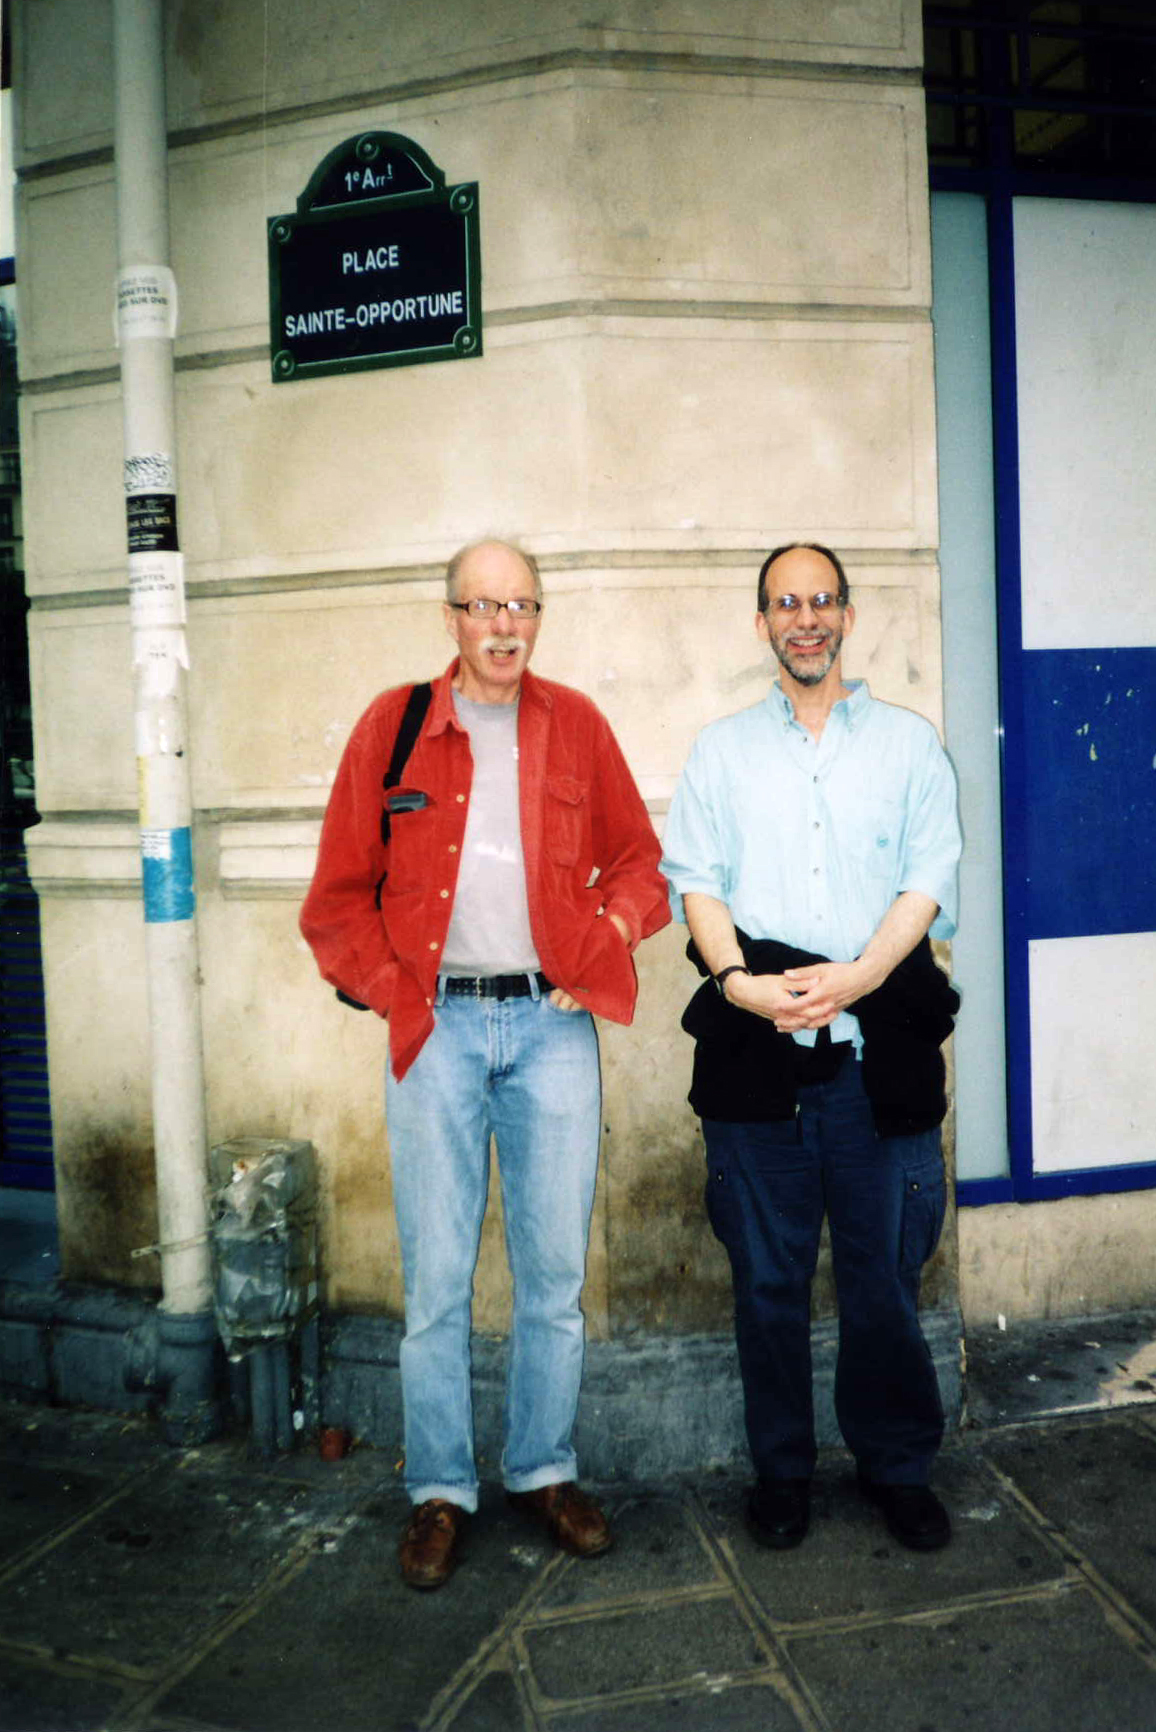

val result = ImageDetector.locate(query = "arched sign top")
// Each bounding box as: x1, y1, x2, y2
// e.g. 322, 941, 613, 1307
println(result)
268, 132, 482, 382
299, 132, 444, 213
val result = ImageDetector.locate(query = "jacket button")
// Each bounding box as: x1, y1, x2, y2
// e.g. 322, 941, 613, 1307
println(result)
448, 843, 458, 853
428, 941, 438, 951
439, 889, 449, 899
456, 793, 465, 803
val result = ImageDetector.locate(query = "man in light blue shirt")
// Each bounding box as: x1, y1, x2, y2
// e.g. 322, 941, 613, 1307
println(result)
662, 543, 962, 1555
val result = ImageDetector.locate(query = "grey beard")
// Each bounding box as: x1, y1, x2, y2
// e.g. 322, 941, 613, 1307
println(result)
772, 639, 838, 685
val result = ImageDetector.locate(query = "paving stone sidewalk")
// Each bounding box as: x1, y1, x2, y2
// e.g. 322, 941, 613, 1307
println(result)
3, 1388, 1156, 1732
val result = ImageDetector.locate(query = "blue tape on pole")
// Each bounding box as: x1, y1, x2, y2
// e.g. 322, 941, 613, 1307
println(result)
141, 826, 196, 923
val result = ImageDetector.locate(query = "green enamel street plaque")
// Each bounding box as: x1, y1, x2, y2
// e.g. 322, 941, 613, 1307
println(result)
268, 132, 481, 382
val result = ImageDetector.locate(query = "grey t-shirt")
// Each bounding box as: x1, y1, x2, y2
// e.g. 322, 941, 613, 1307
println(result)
441, 692, 541, 976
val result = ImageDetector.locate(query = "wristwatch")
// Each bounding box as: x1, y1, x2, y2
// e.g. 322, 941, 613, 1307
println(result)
713, 964, 751, 997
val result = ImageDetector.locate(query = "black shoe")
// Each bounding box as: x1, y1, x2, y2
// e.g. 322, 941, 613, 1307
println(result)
746, 1478, 810, 1550
858, 1478, 951, 1551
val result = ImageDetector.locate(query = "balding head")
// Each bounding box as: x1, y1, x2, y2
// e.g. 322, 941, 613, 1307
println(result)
443, 539, 544, 705
445, 540, 541, 604
757, 543, 849, 614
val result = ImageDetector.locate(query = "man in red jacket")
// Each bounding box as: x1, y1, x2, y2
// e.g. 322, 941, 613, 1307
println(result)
301, 539, 669, 1589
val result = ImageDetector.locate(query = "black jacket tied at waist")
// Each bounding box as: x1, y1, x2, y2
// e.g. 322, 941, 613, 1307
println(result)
681, 931, 960, 1136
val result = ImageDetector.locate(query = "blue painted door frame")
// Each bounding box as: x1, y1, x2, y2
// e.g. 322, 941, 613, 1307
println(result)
935, 169, 1156, 1205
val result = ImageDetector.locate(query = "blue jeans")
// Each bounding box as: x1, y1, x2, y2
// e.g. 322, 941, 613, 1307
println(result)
704, 1050, 946, 1486
385, 977, 601, 1512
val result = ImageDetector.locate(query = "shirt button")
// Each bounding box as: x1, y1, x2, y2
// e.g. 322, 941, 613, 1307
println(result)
428, 941, 439, 951
439, 889, 449, 899
813, 821, 820, 830
448, 843, 458, 853
455, 793, 466, 803
812, 867, 820, 875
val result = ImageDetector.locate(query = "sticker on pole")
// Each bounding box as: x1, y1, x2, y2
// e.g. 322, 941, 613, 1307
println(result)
125, 453, 175, 494
141, 826, 196, 923
133, 628, 190, 706
116, 266, 178, 342
127, 492, 179, 554
129, 551, 187, 629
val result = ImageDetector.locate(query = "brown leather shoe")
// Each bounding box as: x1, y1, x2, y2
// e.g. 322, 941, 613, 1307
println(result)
398, 1498, 467, 1590
507, 1482, 612, 1558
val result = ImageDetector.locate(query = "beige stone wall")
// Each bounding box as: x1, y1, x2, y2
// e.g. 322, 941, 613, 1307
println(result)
959, 1195, 1156, 1327
16, 0, 953, 1326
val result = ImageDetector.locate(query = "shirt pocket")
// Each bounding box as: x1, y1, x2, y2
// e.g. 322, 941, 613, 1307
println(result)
544, 775, 589, 867
382, 789, 438, 893
843, 793, 904, 882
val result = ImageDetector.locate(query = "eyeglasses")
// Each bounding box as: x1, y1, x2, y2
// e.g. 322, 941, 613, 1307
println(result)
447, 598, 543, 619
767, 592, 844, 616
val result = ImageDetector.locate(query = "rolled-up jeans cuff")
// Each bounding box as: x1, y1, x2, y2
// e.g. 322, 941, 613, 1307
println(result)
408, 1481, 478, 1514
503, 1460, 578, 1496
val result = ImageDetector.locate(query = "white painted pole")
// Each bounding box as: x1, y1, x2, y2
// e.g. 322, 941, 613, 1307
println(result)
113, 0, 212, 1318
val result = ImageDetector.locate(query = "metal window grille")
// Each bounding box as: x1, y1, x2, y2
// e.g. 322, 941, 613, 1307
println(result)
925, 2, 1156, 181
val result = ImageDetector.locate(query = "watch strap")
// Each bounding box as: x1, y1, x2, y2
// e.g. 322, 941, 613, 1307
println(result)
714, 964, 751, 996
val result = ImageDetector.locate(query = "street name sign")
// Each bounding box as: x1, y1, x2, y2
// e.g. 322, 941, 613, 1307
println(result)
268, 132, 481, 382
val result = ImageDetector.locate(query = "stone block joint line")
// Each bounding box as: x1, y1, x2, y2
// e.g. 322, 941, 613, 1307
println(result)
421, 1489, 818, 1732
980, 1446, 1156, 1672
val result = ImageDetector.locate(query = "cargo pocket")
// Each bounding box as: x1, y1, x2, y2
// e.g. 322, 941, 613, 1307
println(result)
898, 1146, 947, 1275
704, 1151, 737, 1254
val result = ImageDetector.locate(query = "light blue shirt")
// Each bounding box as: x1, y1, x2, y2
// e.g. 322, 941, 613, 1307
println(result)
661, 680, 961, 1048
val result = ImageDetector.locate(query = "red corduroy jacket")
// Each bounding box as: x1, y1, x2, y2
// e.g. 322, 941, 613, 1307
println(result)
300, 661, 671, 1079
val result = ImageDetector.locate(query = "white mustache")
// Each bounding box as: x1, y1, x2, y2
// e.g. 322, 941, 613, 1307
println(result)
481, 635, 523, 653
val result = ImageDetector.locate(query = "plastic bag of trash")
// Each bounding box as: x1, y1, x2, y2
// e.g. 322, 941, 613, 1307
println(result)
209, 1138, 317, 1351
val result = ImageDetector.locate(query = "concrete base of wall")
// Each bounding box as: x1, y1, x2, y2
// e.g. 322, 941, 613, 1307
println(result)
0, 1280, 963, 1478
324, 1310, 965, 1479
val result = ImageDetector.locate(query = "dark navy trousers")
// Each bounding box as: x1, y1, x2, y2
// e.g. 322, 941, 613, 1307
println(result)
704, 1049, 946, 1486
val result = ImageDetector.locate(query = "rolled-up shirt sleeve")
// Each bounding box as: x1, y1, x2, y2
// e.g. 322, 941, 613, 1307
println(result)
897, 727, 962, 940
661, 734, 732, 924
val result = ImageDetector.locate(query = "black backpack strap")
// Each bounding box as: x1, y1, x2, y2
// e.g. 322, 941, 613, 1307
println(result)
371, 680, 434, 916
380, 681, 434, 848
340, 681, 436, 1008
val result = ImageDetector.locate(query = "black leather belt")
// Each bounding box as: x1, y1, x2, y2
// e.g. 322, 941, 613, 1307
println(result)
443, 972, 553, 1000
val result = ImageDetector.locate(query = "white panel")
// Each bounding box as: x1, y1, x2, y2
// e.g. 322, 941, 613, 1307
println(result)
1015, 199, 1156, 652
0, 92, 14, 256
932, 192, 1009, 1183
1029, 932, 1156, 1173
